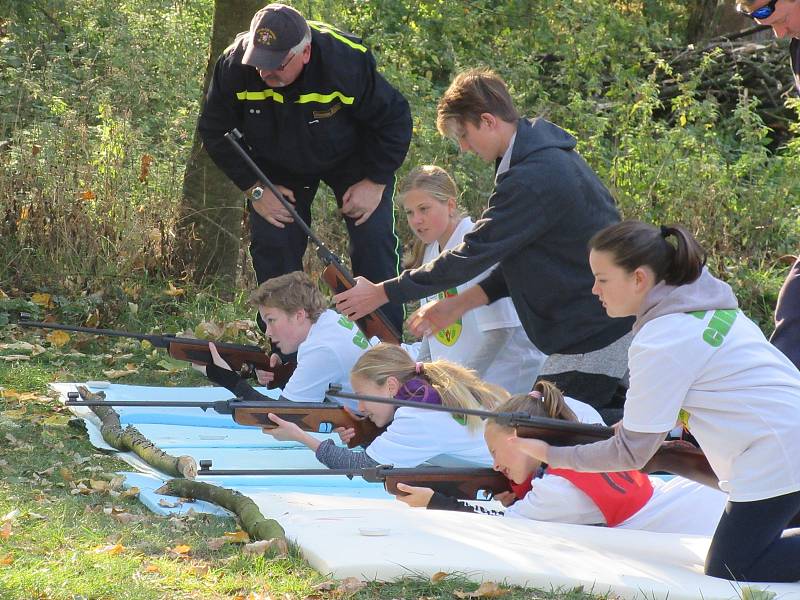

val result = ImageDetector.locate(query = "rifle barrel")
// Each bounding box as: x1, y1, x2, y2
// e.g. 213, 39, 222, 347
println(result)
19, 320, 159, 344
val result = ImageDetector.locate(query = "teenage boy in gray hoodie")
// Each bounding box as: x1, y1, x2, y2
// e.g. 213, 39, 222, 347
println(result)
335, 68, 632, 422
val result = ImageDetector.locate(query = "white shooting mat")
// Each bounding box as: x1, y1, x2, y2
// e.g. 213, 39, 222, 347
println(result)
51, 383, 800, 599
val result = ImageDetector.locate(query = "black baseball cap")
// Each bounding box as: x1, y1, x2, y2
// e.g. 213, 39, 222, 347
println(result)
242, 4, 310, 70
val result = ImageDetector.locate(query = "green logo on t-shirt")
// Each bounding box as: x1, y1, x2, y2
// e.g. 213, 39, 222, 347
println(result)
688, 309, 738, 347
337, 315, 369, 349
434, 287, 462, 346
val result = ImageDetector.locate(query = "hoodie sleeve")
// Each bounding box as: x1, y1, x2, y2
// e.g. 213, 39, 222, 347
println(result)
383, 160, 567, 304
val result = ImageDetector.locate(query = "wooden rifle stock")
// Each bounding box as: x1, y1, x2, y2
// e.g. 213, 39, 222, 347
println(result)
321, 266, 401, 345
197, 461, 509, 500
224, 129, 402, 345
231, 404, 383, 449
18, 319, 294, 389
374, 467, 510, 500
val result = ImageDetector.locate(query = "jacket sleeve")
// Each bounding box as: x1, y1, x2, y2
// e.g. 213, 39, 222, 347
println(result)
478, 266, 510, 304
197, 53, 258, 191
383, 166, 563, 304
349, 52, 412, 186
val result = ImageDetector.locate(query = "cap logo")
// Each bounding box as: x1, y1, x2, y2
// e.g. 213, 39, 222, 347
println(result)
255, 27, 276, 46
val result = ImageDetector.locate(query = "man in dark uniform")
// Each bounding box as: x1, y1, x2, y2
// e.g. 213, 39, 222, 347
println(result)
736, 0, 800, 368
198, 3, 411, 333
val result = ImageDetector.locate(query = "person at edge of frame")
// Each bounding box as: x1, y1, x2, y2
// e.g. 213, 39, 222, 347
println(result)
334, 68, 634, 424
197, 3, 412, 355
735, 0, 800, 368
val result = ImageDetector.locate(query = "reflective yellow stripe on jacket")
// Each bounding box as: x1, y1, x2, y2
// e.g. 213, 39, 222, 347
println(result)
236, 90, 284, 103
307, 21, 367, 52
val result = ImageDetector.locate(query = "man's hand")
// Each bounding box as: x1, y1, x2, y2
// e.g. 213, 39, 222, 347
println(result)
249, 184, 296, 228
493, 490, 518, 507
394, 483, 435, 507
407, 297, 466, 337
341, 178, 385, 226
334, 276, 388, 321
256, 353, 283, 386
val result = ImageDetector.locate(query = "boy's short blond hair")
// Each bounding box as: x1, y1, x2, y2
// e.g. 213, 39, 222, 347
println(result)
436, 68, 520, 139
249, 271, 327, 322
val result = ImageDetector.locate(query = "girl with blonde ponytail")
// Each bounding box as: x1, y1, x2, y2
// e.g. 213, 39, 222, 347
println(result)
264, 343, 508, 469
396, 380, 727, 536
396, 165, 544, 394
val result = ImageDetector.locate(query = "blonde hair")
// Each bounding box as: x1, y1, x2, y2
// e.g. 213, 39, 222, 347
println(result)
437, 68, 520, 139
350, 343, 509, 431
487, 380, 577, 433
248, 271, 327, 322
396, 165, 463, 269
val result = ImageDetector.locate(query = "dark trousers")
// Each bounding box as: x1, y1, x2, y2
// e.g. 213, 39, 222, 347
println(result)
705, 490, 800, 582
771, 257, 800, 370
249, 161, 404, 334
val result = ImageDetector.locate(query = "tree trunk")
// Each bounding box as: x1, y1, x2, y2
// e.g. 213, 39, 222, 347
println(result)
76, 386, 197, 478
687, 0, 753, 43
176, 0, 264, 288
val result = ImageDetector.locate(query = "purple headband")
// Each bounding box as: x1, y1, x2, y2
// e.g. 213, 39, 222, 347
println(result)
395, 376, 441, 406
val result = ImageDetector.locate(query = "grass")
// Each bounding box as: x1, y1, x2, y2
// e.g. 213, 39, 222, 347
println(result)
0, 284, 607, 600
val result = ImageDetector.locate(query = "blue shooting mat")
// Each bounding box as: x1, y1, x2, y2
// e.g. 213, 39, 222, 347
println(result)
50, 382, 393, 516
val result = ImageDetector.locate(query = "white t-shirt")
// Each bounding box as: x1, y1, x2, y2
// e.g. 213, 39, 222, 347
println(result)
421, 217, 545, 393
365, 406, 492, 468
281, 309, 369, 409
623, 309, 800, 502
505, 473, 727, 536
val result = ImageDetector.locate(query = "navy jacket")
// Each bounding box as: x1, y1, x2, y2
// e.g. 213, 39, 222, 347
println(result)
383, 118, 633, 356
198, 21, 412, 189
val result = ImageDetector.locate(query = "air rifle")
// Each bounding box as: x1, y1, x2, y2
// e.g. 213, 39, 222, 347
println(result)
224, 128, 402, 346
18, 318, 295, 390
326, 386, 719, 488
65, 392, 380, 449
196, 459, 510, 501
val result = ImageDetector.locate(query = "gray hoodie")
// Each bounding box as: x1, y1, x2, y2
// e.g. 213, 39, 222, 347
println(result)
547, 269, 738, 473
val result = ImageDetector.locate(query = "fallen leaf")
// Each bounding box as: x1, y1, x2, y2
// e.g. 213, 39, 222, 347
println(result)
143, 563, 160, 574
90, 480, 109, 492
80, 190, 96, 201
85, 310, 100, 328
223, 530, 250, 544
158, 498, 180, 508
59, 467, 74, 482
0, 554, 12, 566
195, 321, 224, 339
0, 521, 11, 540
187, 563, 209, 577
0, 390, 38, 402
164, 282, 185, 297
0, 342, 46, 355
170, 544, 191, 555
453, 582, 510, 599
120, 487, 140, 499
102, 368, 139, 380
0, 289, 7, 300
46, 330, 70, 348
139, 154, 154, 183
0, 355, 30, 362
43, 414, 71, 427
2, 407, 27, 419
431, 571, 449, 583
92, 543, 125, 555
1, 509, 20, 523
206, 536, 228, 551
243, 537, 288, 557
31, 292, 54, 308
111, 512, 143, 525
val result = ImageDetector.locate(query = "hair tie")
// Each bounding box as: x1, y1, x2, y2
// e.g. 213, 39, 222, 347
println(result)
660, 225, 670, 238
415, 362, 424, 375
528, 390, 542, 400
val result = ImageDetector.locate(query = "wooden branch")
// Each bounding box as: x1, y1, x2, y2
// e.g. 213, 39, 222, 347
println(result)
156, 478, 285, 543
76, 385, 197, 478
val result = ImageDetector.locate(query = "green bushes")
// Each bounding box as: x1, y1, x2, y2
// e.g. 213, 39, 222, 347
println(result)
1, 0, 798, 329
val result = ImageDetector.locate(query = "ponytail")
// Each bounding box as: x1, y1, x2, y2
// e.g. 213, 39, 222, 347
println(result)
350, 343, 508, 431
589, 220, 706, 286
487, 380, 577, 432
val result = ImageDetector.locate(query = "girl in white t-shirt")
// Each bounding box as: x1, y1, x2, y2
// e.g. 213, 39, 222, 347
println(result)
264, 343, 505, 468
396, 380, 727, 536
397, 165, 544, 393
511, 220, 800, 582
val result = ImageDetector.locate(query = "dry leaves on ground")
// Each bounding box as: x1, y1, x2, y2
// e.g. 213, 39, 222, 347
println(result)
453, 582, 510, 598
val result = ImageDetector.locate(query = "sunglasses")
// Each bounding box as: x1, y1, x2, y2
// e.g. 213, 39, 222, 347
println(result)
738, 0, 779, 20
